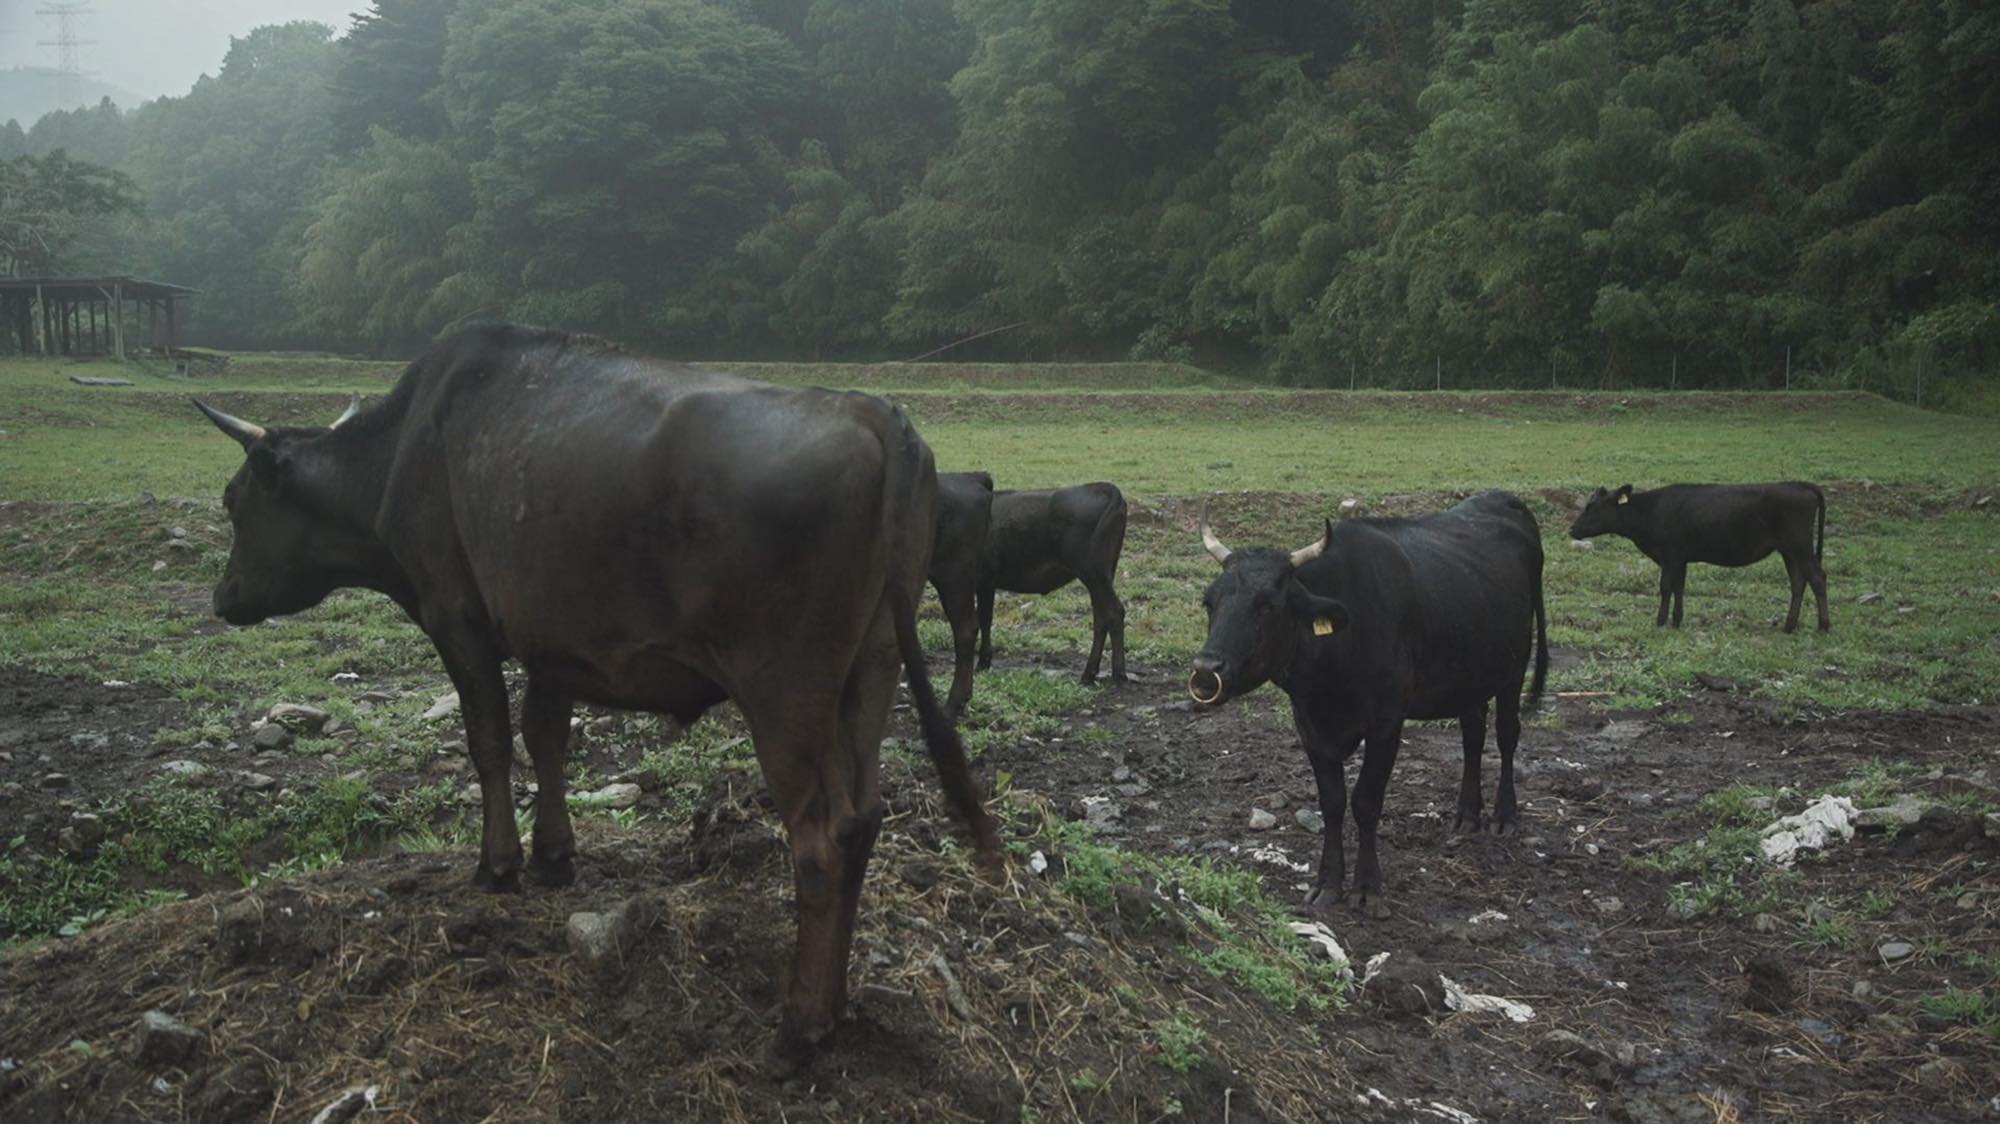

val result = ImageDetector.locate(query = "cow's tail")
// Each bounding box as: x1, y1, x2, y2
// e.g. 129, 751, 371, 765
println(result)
1526, 564, 1550, 711
880, 407, 1003, 862
1813, 484, 1826, 565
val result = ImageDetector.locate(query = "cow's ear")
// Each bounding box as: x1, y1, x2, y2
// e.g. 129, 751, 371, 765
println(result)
1616, 483, 1633, 504
247, 442, 281, 485
1289, 586, 1349, 636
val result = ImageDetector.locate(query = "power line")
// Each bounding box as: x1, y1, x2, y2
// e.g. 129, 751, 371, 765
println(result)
35, 2, 98, 107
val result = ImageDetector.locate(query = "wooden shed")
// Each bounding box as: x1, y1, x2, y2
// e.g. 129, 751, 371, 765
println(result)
0, 276, 198, 359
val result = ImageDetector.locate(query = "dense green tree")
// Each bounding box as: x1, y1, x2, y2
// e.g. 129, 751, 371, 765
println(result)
0, 149, 141, 276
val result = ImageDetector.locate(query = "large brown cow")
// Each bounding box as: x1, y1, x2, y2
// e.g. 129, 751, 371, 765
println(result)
194, 323, 1000, 1060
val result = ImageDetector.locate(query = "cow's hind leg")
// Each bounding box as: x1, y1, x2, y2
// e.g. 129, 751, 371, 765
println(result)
522, 678, 577, 887
1493, 691, 1522, 833
975, 585, 996, 670
1453, 702, 1488, 832
936, 576, 978, 717
1079, 575, 1126, 684
1781, 552, 1806, 633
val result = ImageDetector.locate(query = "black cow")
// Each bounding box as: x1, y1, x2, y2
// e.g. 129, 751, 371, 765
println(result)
977, 483, 1129, 683
930, 471, 994, 716
1567, 482, 1828, 632
193, 324, 999, 1059
1187, 492, 1548, 914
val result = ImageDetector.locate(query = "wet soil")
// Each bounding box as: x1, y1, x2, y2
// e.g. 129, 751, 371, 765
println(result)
3, 654, 1998, 1120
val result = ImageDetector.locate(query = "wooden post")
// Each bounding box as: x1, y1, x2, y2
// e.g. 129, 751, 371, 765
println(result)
1435, 355, 1441, 391
1784, 345, 1791, 390
112, 283, 124, 360
148, 298, 157, 351
165, 297, 177, 351
1671, 352, 1677, 390
34, 283, 46, 356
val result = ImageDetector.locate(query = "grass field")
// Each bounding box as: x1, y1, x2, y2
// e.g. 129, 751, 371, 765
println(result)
3, 355, 1999, 928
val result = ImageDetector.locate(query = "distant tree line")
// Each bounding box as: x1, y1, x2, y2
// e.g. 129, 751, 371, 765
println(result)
2, 0, 1996, 398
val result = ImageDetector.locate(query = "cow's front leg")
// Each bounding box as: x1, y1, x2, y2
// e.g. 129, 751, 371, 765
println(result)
432, 628, 520, 892
1295, 705, 1360, 917
1655, 564, 1674, 627
522, 679, 577, 887
1351, 718, 1403, 918
1667, 560, 1687, 628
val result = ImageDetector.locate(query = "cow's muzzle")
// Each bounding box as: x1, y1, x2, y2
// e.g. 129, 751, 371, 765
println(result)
1187, 658, 1228, 705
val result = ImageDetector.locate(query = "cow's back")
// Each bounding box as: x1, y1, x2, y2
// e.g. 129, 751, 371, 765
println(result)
1363, 491, 1542, 716
376, 328, 908, 703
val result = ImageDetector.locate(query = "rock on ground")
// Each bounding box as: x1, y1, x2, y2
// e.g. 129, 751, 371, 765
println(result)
132, 1010, 205, 1068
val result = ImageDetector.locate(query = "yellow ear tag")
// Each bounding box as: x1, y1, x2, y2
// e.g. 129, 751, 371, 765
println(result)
1617, 493, 1630, 504
1312, 618, 1337, 636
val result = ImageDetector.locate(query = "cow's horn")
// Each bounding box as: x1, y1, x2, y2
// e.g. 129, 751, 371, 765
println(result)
1198, 499, 1231, 564
1289, 519, 1331, 568
193, 398, 266, 447
330, 395, 361, 429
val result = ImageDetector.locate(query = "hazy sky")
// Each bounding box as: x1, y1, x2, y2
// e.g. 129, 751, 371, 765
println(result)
0, 0, 367, 102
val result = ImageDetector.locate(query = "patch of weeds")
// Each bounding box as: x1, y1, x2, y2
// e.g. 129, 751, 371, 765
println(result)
1915, 988, 1999, 1033
1828, 759, 1926, 807
630, 709, 756, 819
1069, 1068, 1106, 1093
1192, 944, 1305, 1009
1857, 890, 1895, 920
1054, 832, 1133, 909
1153, 1012, 1205, 1073
959, 670, 1097, 755
1802, 914, 1857, 951
1695, 785, 1782, 829
1076, 725, 1117, 748
1630, 824, 1784, 919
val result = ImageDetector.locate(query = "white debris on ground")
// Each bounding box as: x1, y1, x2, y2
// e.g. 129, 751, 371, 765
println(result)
1467, 909, 1509, 925
1441, 975, 1536, 1022
1287, 921, 1355, 982
1362, 1087, 1481, 1123
1759, 795, 1858, 866
1245, 844, 1312, 874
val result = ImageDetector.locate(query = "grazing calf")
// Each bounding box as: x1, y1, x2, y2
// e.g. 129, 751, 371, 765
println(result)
1567, 483, 1829, 632
194, 324, 1000, 1061
1188, 492, 1548, 914
930, 471, 994, 715
978, 483, 1129, 684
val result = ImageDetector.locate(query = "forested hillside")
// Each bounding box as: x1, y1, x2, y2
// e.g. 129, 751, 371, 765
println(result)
3, 0, 1996, 398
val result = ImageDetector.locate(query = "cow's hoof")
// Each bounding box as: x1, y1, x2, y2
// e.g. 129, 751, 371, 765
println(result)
1490, 818, 1516, 837
1109, 672, 1130, 685
1359, 895, 1392, 921
768, 1023, 831, 1078
470, 864, 522, 894
1295, 888, 1344, 920
526, 852, 575, 888
1452, 810, 1484, 834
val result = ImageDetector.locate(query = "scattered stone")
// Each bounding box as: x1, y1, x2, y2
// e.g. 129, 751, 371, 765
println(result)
132, 1010, 205, 1068
1665, 898, 1702, 921
152, 560, 167, 573
70, 375, 133, 386
1537, 1028, 1612, 1071
1110, 765, 1132, 783
1247, 807, 1278, 831
1742, 954, 1796, 1013
1751, 913, 1781, 934
900, 863, 940, 891
1567, 539, 1594, 551
1853, 794, 1926, 830
576, 782, 641, 810
1982, 811, 2000, 841
160, 760, 210, 777
1081, 797, 1123, 834
1594, 896, 1624, 915
1876, 941, 1915, 964
169, 526, 188, 540
165, 538, 196, 553
266, 704, 330, 733
39, 773, 72, 791
1591, 719, 1652, 745
1360, 954, 1444, 1016
422, 691, 460, 721
250, 724, 292, 751
1295, 808, 1325, 833
1913, 1057, 1966, 1088
565, 892, 667, 974
459, 783, 483, 806
56, 922, 83, 939
238, 773, 280, 793
1263, 791, 1291, 811
1851, 980, 1875, 1001
1796, 1016, 1844, 1046
357, 690, 397, 704
1856, 592, 1883, 605
1340, 498, 1360, 511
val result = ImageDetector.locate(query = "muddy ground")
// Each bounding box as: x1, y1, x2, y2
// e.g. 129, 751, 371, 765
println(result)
4, 649, 2000, 1120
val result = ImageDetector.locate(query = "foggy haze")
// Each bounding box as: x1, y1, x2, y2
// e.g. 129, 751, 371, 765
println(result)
0, 0, 365, 105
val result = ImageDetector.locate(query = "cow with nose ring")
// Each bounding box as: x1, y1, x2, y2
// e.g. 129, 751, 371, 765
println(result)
1188, 492, 1548, 916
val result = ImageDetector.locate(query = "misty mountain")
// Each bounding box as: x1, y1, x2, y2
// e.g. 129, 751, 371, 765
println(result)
0, 67, 140, 128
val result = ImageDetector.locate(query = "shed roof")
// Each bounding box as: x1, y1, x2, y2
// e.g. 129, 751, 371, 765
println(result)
0, 276, 198, 300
